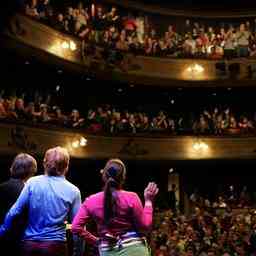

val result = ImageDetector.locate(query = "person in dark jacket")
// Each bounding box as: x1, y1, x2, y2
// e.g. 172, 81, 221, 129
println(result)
0, 153, 37, 256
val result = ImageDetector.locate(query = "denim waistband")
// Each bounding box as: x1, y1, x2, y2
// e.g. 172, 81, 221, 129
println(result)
99, 231, 146, 251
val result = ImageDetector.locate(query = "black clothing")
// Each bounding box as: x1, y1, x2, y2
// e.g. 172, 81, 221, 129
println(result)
0, 178, 26, 256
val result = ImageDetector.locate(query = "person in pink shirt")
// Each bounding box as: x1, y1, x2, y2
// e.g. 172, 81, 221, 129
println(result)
72, 158, 158, 256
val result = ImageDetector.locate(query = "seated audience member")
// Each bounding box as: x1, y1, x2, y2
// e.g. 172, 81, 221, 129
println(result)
67, 109, 85, 128
37, 0, 51, 19
52, 106, 67, 126
15, 98, 27, 120
25, 102, 38, 122
38, 103, 51, 123
72, 159, 158, 256
54, 13, 66, 32
4, 98, 18, 120
0, 98, 7, 119
0, 147, 82, 256
0, 153, 37, 256
25, 0, 39, 18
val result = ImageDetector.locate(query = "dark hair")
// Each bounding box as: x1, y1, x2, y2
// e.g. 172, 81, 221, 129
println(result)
102, 159, 126, 226
10, 153, 37, 180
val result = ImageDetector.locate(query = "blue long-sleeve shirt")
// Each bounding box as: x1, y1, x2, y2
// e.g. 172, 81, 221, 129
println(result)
0, 175, 81, 241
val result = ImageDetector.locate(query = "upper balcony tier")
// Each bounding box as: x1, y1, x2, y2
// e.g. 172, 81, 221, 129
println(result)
3, 14, 256, 87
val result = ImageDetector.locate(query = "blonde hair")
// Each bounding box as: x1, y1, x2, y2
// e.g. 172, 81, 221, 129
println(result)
43, 147, 70, 176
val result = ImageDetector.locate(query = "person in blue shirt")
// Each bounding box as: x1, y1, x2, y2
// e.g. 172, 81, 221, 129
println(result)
0, 146, 82, 256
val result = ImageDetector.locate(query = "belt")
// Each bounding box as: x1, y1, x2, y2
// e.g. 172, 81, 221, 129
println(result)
99, 231, 146, 251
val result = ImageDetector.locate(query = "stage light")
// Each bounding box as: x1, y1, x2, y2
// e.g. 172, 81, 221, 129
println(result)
80, 137, 87, 147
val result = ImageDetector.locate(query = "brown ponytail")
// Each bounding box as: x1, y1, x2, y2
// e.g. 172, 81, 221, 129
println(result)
102, 159, 126, 226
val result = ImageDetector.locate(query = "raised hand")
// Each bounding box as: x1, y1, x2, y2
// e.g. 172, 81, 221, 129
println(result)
144, 182, 159, 202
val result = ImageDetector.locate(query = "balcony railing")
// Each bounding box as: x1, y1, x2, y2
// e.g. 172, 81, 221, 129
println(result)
1, 122, 256, 160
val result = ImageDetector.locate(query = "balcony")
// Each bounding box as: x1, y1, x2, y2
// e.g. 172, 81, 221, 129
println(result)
2, 122, 256, 160
2, 14, 256, 88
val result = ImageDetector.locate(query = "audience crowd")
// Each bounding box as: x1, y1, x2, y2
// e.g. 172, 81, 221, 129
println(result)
151, 189, 256, 256
0, 90, 255, 136
0, 90, 256, 135
24, 0, 256, 59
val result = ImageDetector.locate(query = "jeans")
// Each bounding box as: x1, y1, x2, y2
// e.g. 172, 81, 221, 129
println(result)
99, 243, 150, 256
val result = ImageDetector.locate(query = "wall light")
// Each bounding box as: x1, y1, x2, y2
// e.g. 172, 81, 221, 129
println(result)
71, 137, 87, 149
184, 63, 205, 80
61, 40, 77, 51
72, 140, 80, 149
70, 40, 77, 51
192, 140, 209, 152
186, 63, 204, 74
80, 137, 87, 147
61, 41, 69, 49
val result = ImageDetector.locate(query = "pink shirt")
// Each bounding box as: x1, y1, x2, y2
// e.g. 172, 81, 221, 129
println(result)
71, 190, 153, 245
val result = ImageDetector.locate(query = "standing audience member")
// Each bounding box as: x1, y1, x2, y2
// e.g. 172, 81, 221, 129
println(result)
72, 159, 159, 256
0, 146, 82, 256
0, 153, 37, 256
